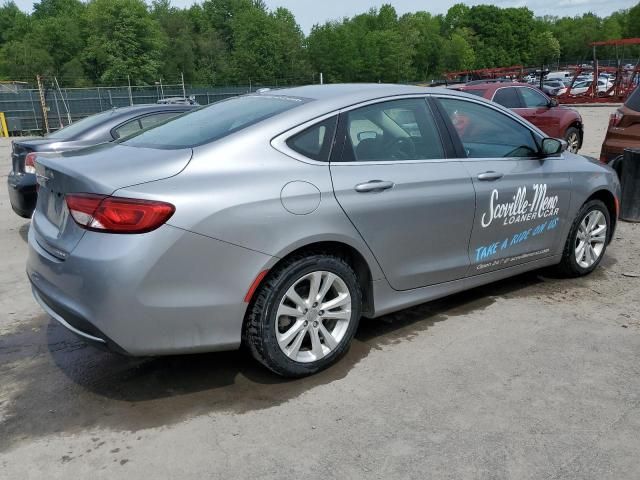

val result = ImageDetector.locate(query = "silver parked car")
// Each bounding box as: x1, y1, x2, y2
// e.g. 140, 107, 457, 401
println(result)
27, 84, 620, 377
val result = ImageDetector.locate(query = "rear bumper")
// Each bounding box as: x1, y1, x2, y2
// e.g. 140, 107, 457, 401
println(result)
7, 171, 37, 218
27, 223, 275, 355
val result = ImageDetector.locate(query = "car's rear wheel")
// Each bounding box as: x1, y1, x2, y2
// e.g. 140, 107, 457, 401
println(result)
564, 126, 581, 153
556, 200, 610, 277
244, 254, 362, 377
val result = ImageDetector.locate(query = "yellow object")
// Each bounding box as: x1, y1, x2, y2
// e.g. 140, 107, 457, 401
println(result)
0, 112, 8, 137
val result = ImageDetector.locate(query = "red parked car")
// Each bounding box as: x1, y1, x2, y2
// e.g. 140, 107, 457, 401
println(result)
456, 81, 584, 153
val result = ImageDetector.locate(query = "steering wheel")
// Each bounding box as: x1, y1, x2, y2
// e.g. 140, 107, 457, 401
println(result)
388, 137, 417, 160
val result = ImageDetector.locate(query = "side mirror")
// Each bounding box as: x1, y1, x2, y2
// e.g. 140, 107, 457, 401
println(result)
549, 98, 559, 107
540, 137, 566, 156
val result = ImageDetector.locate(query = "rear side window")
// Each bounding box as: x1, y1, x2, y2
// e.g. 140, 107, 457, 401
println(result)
626, 85, 640, 111
123, 96, 306, 149
139, 112, 183, 129
113, 119, 142, 139
286, 116, 337, 162
493, 88, 521, 108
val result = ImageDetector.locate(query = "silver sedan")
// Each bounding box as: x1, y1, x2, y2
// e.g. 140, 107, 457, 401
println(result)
27, 84, 620, 377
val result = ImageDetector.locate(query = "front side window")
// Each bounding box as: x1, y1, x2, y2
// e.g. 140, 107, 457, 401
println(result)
438, 97, 539, 158
493, 88, 521, 108
341, 98, 444, 162
123, 95, 306, 149
286, 116, 337, 162
519, 87, 549, 107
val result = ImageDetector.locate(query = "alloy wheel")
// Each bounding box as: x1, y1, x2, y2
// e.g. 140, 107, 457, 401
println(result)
566, 132, 580, 153
575, 210, 607, 268
275, 271, 352, 363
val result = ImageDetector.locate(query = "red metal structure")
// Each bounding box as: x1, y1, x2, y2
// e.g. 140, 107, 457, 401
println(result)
444, 65, 524, 83
557, 38, 640, 104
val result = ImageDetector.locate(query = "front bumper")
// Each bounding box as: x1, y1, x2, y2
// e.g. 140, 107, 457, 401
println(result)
7, 171, 37, 218
27, 223, 274, 355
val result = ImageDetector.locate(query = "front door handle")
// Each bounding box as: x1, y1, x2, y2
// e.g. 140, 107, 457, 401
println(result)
477, 171, 504, 181
355, 180, 395, 193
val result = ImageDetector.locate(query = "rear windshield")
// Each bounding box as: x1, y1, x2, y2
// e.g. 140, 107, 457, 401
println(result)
46, 109, 116, 140
463, 89, 487, 97
123, 95, 306, 149
626, 85, 640, 112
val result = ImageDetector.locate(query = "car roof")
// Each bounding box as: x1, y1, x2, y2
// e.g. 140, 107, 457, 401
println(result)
459, 82, 532, 93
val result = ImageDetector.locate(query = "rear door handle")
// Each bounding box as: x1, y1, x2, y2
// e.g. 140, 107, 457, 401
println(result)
355, 180, 395, 193
477, 171, 504, 181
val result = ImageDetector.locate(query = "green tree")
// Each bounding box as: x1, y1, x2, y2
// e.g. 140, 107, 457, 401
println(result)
83, 0, 165, 84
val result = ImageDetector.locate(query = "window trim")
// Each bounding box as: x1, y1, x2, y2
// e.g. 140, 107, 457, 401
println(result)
331, 95, 451, 165
433, 94, 549, 161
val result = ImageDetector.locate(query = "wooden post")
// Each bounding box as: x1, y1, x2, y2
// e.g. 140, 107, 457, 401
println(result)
36, 75, 50, 134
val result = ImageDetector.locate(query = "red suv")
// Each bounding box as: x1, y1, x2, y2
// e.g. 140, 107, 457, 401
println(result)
457, 82, 584, 153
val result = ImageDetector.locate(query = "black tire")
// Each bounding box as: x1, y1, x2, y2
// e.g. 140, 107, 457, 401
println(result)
564, 126, 581, 154
243, 253, 362, 378
556, 199, 610, 277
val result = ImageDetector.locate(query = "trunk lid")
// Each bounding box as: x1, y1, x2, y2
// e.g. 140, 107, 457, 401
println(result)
32, 143, 192, 259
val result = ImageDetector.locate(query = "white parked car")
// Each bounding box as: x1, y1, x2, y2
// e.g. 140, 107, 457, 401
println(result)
569, 79, 613, 96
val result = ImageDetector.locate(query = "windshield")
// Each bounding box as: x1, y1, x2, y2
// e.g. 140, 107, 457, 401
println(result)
123, 95, 306, 149
46, 109, 117, 140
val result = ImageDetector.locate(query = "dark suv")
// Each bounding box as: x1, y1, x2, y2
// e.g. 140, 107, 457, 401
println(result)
7, 104, 194, 218
600, 86, 640, 167
457, 82, 584, 153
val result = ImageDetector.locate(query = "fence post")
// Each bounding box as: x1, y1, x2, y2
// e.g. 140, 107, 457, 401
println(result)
97, 87, 103, 111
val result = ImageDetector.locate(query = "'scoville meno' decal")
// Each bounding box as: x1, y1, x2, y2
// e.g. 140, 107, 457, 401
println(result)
481, 183, 559, 228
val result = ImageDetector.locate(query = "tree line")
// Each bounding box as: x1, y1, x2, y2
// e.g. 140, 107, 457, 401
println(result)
0, 0, 639, 87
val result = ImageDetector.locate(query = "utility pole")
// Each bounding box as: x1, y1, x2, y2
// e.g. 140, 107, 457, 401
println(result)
320, 72, 324, 85
36, 75, 50, 134
159, 78, 164, 99
181, 72, 186, 99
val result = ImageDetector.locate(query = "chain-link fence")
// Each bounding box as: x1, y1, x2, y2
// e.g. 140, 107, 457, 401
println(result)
0, 83, 287, 135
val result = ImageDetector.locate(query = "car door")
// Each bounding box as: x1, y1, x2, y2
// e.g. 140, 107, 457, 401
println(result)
330, 97, 476, 291
516, 87, 560, 137
434, 95, 572, 275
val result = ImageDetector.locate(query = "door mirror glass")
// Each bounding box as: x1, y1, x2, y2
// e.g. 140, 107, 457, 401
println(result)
541, 137, 565, 156
549, 98, 559, 108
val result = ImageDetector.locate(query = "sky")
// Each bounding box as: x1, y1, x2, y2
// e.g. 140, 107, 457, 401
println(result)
11, 0, 638, 33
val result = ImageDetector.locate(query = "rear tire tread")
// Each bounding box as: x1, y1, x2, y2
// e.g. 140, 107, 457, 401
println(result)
243, 251, 362, 378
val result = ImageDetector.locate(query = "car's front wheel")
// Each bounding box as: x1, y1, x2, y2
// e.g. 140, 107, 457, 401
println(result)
244, 253, 362, 377
557, 200, 610, 277
564, 126, 581, 154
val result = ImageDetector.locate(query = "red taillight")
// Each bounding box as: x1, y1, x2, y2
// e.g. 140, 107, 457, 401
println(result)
66, 193, 175, 234
609, 111, 623, 128
24, 152, 36, 174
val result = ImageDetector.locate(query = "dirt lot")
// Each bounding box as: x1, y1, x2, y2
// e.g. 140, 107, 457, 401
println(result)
1, 107, 640, 479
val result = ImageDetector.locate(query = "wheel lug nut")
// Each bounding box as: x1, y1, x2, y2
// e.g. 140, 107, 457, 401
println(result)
319, 310, 324, 316
304, 308, 308, 314
313, 321, 318, 327
312, 302, 318, 308
304, 321, 308, 326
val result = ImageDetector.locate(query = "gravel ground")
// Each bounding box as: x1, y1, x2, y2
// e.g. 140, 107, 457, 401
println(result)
1, 107, 639, 479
